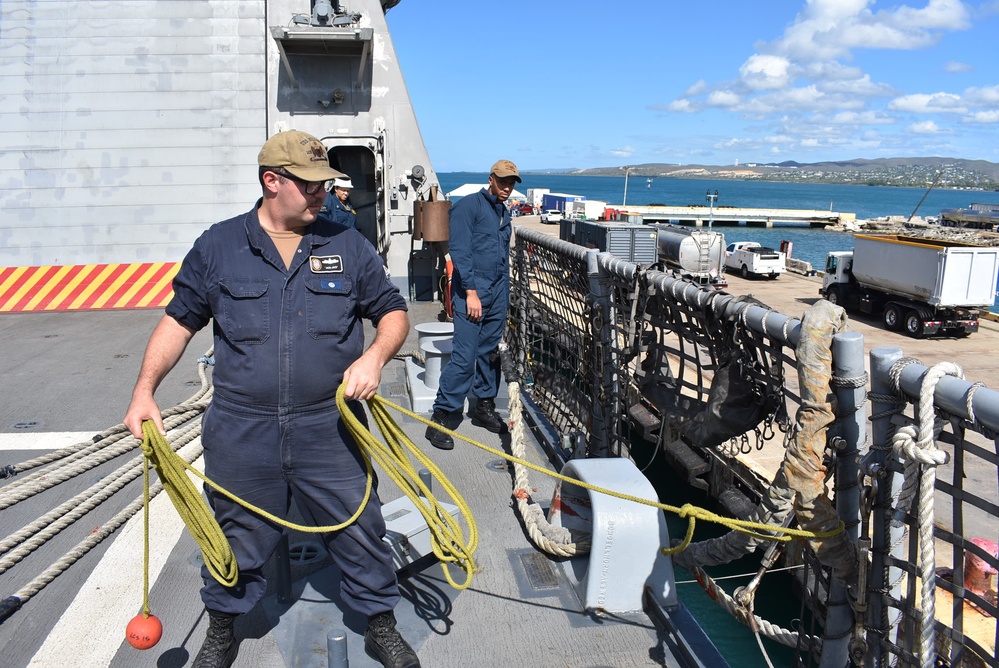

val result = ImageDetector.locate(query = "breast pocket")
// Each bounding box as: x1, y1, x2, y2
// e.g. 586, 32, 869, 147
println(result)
305, 277, 355, 338
219, 279, 270, 344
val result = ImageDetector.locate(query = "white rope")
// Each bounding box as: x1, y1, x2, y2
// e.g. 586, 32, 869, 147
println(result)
888, 361, 963, 668
688, 565, 821, 654
0, 422, 203, 572
0, 406, 207, 510
0, 351, 214, 614
0, 356, 213, 507
507, 380, 591, 557
11, 438, 206, 605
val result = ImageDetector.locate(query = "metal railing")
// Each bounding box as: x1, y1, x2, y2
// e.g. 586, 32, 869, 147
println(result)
506, 226, 999, 667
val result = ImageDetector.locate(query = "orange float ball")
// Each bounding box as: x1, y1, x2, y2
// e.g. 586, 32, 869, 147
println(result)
126, 613, 163, 650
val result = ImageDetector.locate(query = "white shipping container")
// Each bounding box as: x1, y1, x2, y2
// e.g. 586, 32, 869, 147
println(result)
571, 200, 608, 219
526, 188, 550, 207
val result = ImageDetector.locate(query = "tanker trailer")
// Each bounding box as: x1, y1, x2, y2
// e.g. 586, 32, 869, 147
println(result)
652, 223, 727, 288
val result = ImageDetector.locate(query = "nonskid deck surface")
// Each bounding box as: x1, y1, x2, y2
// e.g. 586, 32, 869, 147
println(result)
0, 304, 682, 668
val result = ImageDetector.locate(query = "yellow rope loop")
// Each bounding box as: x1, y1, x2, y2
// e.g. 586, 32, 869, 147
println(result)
400, 396, 844, 549
149, 429, 373, 536
140, 387, 481, 593
141, 422, 238, 587
336, 387, 479, 590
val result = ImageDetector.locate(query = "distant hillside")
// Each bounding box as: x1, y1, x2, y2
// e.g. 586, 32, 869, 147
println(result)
560, 157, 999, 189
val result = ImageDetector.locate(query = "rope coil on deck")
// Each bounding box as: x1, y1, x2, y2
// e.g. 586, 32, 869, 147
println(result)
0, 354, 215, 624
507, 379, 590, 557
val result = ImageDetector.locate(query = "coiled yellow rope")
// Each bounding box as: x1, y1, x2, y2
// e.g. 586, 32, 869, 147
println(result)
334, 387, 478, 590
138, 382, 479, 592
139, 388, 842, 597
140, 422, 238, 587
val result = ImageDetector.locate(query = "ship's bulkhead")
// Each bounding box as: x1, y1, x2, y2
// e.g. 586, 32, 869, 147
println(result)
267, 0, 440, 290
0, 0, 442, 311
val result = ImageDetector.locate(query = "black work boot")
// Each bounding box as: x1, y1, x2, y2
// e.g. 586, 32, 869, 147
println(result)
192, 610, 238, 668
425, 408, 455, 450
364, 611, 421, 668
471, 398, 507, 434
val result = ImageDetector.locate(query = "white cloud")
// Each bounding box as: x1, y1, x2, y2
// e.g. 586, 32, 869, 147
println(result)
965, 110, 999, 123
685, 80, 708, 96
660, 0, 983, 161
739, 54, 792, 90
764, 134, 795, 145
944, 60, 974, 73
829, 110, 894, 125
706, 90, 741, 107
773, 0, 971, 61
818, 74, 895, 97
714, 137, 756, 150
963, 85, 999, 106
889, 92, 966, 113
908, 120, 942, 134
742, 85, 831, 114
609, 146, 635, 157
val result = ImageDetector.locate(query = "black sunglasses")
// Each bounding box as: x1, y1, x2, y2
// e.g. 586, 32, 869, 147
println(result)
269, 169, 330, 195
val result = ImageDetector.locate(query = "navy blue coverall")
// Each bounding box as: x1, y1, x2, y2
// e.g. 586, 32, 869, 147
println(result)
318, 192, 357, 229
432, 188, 511, 415
166, 202, 407, 617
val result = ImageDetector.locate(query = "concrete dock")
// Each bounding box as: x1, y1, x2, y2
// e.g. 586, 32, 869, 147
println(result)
590, 204, 855, 227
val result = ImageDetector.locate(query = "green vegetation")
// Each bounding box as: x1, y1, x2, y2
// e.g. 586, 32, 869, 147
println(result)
566, 158, 999, 190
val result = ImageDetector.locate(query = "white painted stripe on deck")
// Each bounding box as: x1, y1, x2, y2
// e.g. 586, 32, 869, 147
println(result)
28, 443, 204, 667
0, 431, 103, 451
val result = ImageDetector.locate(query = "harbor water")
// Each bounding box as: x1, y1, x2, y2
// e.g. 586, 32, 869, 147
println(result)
439, 172, 999, 312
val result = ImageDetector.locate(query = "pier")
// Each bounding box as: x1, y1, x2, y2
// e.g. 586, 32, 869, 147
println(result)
607, 204, 855, 227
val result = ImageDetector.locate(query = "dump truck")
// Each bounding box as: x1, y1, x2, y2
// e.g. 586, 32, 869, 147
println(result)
652, 224, 727, 288
724, 241, 786, 279
820, 234, 999, 337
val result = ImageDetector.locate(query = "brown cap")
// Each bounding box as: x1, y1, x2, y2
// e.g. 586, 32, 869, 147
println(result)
490, 159, 522, 183
258, 131, 346, 181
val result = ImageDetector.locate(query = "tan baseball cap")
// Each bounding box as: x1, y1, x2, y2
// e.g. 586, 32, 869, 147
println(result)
490, 159, 522, 183
258, 131, 346, 181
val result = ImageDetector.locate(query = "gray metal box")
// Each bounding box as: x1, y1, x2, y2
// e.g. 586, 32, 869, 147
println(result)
559, 218, 576, 244
572, 220, 659, 264
381, 495, 460, 570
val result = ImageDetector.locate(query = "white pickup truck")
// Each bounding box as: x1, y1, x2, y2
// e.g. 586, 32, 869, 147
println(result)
724, 241, 786, 279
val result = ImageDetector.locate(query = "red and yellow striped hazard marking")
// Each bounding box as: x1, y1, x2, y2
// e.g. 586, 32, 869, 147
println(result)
0, 263, 180, 313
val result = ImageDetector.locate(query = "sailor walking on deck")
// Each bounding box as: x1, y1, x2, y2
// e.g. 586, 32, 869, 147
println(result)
123, 131, 420, 668
425, 160, 517, 449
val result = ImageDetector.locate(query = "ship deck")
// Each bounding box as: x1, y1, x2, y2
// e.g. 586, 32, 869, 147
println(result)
4, 225, 999, 666
0, 302, 713, 668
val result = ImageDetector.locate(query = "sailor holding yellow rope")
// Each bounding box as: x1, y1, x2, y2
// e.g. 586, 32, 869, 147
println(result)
124, 130, 420, 668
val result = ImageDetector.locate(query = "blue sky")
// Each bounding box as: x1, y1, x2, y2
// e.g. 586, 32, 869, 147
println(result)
387, 0, 999, 172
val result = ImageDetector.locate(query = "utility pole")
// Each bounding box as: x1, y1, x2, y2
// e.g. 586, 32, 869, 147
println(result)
706, 189, 718, 228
